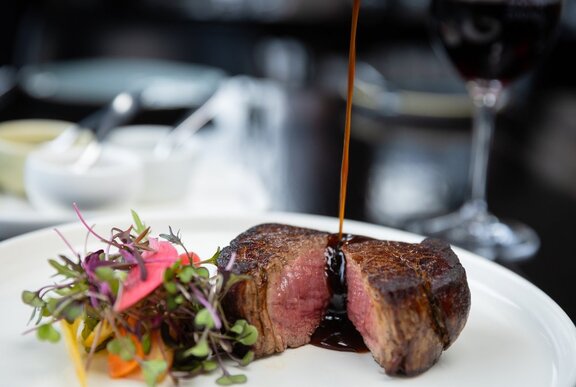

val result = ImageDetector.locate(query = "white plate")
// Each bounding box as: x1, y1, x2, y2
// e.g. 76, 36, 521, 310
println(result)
1, 212, 575, 387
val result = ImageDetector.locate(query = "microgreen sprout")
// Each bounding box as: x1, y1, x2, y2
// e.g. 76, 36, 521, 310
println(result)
22, 211, 257, 386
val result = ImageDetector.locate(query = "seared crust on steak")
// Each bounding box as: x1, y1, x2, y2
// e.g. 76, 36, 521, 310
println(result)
343, 237, 470, 376
217, 223, 471, 377
217, 223, 331, 357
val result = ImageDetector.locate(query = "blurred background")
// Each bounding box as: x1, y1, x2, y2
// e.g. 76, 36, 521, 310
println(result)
0, 0, 576, 321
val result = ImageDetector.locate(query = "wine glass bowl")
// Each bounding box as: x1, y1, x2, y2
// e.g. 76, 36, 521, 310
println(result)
407, 0, 563, 261
432, 0, 562, 84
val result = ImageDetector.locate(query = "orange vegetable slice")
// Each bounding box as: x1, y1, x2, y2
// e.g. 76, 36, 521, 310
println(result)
107, 330, 144, 379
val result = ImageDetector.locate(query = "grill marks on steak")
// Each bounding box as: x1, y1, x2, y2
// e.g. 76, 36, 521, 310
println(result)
217, 224, 331, 357
343, 237, 470, 376
218, 223, 470, 376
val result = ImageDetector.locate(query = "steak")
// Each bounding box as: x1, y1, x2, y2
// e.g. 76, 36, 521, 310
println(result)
217, 223, 332, 356
343, 237, 470, 376
218, 224, 470, 376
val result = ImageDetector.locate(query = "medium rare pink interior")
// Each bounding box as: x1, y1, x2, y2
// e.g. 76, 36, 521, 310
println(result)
267, 248, 331, 347
346, 260, 381, 353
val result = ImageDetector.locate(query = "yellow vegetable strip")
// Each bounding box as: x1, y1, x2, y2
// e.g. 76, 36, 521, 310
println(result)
60, 320, 88, 387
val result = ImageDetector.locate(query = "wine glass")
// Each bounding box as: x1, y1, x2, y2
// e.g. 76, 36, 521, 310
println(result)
407, 0, 563, 260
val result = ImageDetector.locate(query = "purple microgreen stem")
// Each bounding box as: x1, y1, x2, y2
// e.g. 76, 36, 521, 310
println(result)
53, 228, 80, 259
224, 252, 236, 272
73, 203, 123, 250
191, 286, 222, 330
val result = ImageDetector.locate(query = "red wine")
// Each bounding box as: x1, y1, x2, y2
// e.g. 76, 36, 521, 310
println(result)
431, 0, 562, 84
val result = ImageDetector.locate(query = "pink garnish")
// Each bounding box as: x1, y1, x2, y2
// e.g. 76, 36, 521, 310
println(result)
179, 252, 201, 266
114, 238, 180, 312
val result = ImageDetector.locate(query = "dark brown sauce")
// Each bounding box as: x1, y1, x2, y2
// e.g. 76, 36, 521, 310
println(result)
310, 235, 368, 352
310, 310, 367, 353
310, 0, 365, 354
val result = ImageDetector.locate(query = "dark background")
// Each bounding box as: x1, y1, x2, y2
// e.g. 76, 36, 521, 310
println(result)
1, 0, 576, 324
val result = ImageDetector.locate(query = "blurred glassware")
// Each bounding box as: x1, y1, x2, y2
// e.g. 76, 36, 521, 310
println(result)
355, 62, 471, 226
0, 119, 92, 196
322, 44, 472, 226
407, 0, 563, 261
255, 38, 310, 87
68, 90, 142, 174
185, 76, 287, 213
22, 91, 144, 213
153, 79, 230, 159
106, 125, 200, 204
24, 144, 144, 213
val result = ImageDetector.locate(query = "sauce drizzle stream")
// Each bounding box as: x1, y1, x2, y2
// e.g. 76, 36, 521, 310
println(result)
310, 0, 366, 353
338, 0, 361, 239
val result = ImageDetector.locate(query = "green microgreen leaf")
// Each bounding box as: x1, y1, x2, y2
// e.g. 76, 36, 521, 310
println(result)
81, 316, 99, 340
164, 267, 175, 282
142, 332, 152, 355
108, 279, 120, 298
57, 254, 83, 271
239, 350, 255, 366
159, 227, 183, 246
141, 359, 168, 387
22, 290, 45, 308
46, 298, 60, 315
202, 360, 218, 372
178, 266, 196, 283
107, 337, 136, 361
194, 308, 215, 329
216, 374, 248, 385
184, 339, 210, 358
195, 266, 210, 279
230, 319, 248, 335
95, 266, 115, 282
53, 287, 75, 297
27, 308, 38, 325
62, 301, 83, 323
48, 259, 79, 278
131, 209, 147, 235
222, 274, 251, 296
173, 359, 202, 374
167, 296, 178, 311
37, 323, 61, 343
237, 325, 258, 346
202, 247, 221, 266
164, 281, 178, 295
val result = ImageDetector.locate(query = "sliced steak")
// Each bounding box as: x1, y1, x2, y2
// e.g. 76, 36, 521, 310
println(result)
218, 223, 471, 377
217, 223, 331, 357
343, 237, 470, 376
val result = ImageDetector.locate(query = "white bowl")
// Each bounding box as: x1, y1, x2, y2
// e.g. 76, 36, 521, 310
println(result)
0, 119, 92, 196
105, 125, 198, 203
24, 145, 144, 213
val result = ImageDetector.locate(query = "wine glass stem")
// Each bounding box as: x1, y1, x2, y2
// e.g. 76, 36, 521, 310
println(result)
466, 80, 503, 216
